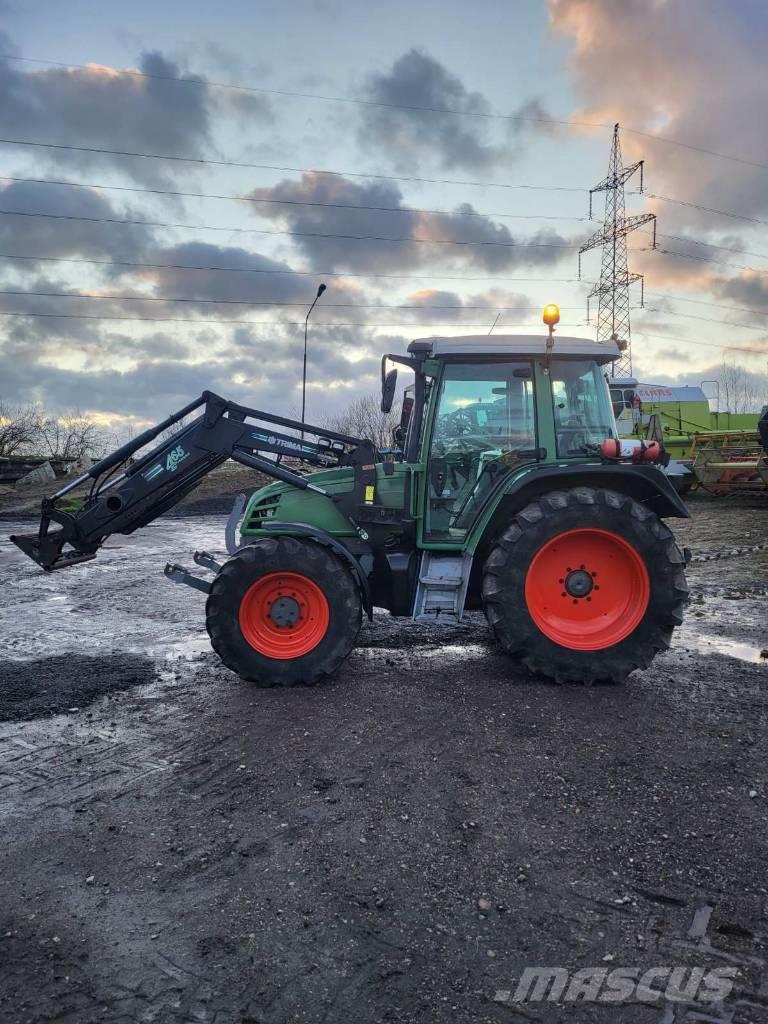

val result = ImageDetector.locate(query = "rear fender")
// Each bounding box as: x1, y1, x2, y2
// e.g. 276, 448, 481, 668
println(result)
469, 463, 688, 556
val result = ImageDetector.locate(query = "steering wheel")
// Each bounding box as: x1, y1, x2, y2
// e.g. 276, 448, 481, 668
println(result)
439, 410, 474, 438
557, 425, 591, 453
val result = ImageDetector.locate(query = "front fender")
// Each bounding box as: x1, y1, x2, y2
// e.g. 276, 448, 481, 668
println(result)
256, 520, 373, 620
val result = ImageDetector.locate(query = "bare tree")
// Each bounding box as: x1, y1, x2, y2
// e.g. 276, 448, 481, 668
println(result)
0, 401, 42, 457
717, 360, 765, 414
323, 393, 400, 450
37, 411, 109, 461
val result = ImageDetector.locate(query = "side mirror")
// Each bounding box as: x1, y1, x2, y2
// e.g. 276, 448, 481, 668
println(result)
381, 367, 398, 413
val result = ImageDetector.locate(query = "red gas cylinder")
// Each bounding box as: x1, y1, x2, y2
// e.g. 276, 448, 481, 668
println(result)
600, 439, 662, 463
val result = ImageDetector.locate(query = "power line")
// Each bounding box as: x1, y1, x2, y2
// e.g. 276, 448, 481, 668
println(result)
629, 243, 768, 275
646, 291, 768, 319
633, 328, 768, 356
657, 231, 768, 262
637, 224, 768, 263
4, 53, 767, 175
0, 137, 587, 192
647, 193, 768, 229
4, 305, 764, 358
0, 250, 584, 284
0, 174, 587, 223
624, 132, 768, 174
652, 245, 767, 274
643, 305, 768, 333
0, 287, 585, 312
0, 207, 578, 251
0, 310, 586, 328
13, 176, 766, 265
0, 52, 610, 130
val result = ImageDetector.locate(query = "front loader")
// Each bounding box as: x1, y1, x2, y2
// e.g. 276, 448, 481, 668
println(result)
11, 309, 689, 686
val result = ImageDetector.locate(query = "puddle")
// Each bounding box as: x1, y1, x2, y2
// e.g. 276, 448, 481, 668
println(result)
141, 632, 212, 662
354, 642, 491, 664
696, 635, 768, 664
421, 643, 492, 658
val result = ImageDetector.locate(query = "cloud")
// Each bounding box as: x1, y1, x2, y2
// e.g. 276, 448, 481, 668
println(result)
392, 286, 533, 327
122, 241, 368, 325
248, 172, 574, 273
0, 35, 272, 187
0, 179, 154, 265
357, 49, 552, 173
0, 317, 409, 423
650, 346, 691, 364
712, 272, 768, 311
549, 0, 768, 225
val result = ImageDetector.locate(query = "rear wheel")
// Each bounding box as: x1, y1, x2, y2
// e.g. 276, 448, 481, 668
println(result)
481, 487, 688, 684
206, 536, 362, 686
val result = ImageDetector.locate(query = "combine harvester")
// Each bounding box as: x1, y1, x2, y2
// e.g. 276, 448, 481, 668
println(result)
609, 379, 764, 494
12, 306, 689, 687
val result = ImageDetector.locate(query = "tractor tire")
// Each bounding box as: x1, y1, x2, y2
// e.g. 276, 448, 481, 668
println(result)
205, 536, 362, 687
481, 487, 688, 684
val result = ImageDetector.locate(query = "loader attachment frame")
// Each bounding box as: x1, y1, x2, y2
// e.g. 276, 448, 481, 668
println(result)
11, 390, 377, 572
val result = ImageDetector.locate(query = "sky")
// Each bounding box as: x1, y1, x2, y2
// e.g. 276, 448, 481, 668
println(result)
1, 0, 768, 431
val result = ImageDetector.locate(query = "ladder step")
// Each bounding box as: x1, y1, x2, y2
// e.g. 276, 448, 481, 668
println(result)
412, 551, 474, 623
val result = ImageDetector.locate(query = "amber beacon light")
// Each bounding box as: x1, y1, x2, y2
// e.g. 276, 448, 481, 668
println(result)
542, 303, 560, 327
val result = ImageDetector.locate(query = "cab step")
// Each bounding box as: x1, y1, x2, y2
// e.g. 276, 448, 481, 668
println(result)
412, 551, 473, 624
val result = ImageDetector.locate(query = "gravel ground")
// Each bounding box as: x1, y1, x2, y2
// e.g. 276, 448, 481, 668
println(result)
0, 497, 767, 1023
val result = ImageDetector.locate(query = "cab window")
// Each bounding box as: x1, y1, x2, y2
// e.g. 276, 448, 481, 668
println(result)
610, 387, 636, 419
551, 359, 615, 457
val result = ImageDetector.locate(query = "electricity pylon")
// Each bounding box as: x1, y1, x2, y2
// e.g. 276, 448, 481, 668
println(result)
579, 123, 656, 378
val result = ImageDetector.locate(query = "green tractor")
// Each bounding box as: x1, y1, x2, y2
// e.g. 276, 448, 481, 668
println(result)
12, 309, 689, 686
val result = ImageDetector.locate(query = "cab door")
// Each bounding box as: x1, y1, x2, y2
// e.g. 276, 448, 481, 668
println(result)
421, 360, 538, 547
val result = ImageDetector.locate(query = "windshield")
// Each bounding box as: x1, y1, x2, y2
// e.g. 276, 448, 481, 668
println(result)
551, 359, 616, 456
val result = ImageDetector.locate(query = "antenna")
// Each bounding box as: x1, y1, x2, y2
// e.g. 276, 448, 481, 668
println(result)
578, 124, 656, 378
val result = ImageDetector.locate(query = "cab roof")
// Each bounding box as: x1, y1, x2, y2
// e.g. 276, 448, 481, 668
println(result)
407, 334, 621, 364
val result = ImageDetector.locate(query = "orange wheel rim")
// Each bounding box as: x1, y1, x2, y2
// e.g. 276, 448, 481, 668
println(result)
238, 572, 330, 659
524, 528, 650, 651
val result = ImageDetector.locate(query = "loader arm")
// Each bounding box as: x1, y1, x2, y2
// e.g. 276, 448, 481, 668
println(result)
11, 390, 377, 572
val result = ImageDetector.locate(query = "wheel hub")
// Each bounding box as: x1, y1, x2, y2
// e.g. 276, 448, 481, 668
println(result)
524, 528, 650, 651
238, 572, 330, 659
269, 595, 301, 628
564, 568, 594, 598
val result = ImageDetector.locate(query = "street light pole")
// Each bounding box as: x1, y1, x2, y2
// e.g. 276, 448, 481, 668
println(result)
301, 283, 326, 439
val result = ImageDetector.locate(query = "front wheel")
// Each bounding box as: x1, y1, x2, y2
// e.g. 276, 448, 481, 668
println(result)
481, 487, 688, 684
206, 536, 362, 686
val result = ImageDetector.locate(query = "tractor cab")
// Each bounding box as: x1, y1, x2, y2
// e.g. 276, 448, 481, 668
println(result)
384, 333, 620, 545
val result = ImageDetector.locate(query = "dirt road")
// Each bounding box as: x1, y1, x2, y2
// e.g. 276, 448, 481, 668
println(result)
1, 498, 767, 1023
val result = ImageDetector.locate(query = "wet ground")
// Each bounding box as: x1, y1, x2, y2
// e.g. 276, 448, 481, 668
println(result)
1, 497, 767, 1023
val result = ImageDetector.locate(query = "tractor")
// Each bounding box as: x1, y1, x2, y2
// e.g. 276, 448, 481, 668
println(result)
11, 306, 689, 686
